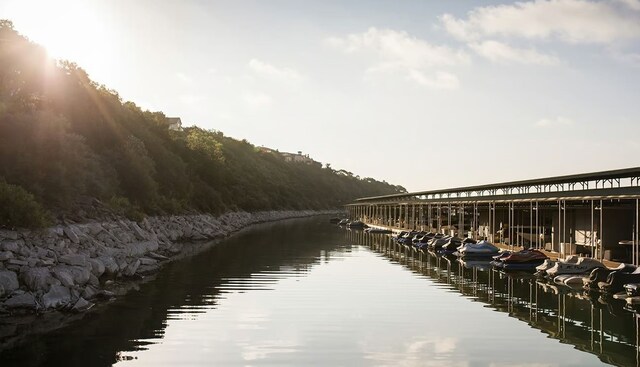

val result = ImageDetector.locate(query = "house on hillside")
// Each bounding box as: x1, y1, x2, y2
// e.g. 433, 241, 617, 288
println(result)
259, 147, 321, 166
281, 151, 320, 166
166, 117, 183, 131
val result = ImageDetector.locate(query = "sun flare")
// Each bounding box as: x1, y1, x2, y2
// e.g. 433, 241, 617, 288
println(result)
4, 0, 116, 82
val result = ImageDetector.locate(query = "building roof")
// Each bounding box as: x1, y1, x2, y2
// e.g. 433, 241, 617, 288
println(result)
354, 166, 640, 203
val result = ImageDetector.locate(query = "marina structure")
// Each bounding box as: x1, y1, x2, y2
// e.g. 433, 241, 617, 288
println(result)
347, 167, 640, 265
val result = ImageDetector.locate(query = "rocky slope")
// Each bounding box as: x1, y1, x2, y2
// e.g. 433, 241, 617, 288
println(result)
0, 210, 336, 313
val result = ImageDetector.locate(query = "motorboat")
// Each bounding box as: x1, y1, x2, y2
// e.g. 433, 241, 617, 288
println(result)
624, 283, 640, 297
546, 257, 605, 277
338, 219, 349, 226
553, 274, 585, 287
492, 249, 548, 270
429, 236, 452, 250
347, 220, 367, 229
329, 217, 343, 224
441, 237, 463, 253
535, 259, 556, 275
598, 267, 640, 294
582, 263, 637, 290
455, 240, 500, 258
364, 227, 392, 234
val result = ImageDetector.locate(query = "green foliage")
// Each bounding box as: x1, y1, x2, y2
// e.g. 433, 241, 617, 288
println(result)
0, 20, 406, 227
0, 180, 50, 228
107, 196, 145, 222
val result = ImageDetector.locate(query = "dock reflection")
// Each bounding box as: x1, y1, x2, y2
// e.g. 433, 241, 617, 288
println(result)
346, 229, 640, 367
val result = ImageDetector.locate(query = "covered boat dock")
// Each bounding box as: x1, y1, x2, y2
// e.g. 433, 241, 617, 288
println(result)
346, 167, 640, 265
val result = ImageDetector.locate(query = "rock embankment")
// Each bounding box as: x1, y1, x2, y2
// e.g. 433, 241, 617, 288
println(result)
0, 210, 332, 313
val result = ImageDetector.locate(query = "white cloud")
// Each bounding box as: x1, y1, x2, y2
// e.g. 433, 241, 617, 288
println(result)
440, 0, 640, 44
327, 27, 468, 89
535, 116, 574, 127
469, 40, 560, 65
248, 59, 304, 84
406, 70, 460, 90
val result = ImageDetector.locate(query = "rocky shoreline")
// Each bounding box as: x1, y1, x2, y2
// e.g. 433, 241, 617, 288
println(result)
0, 210, 338, 315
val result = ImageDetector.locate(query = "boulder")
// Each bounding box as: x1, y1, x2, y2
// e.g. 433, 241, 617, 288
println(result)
99, 256, 119, 275
147, 252, 169, 261
138, 257, 157, 266
59, 254, 88, 267
72, 297, 94, 312
42, 285, 72, 309
4, 292, 36, 309
0, 240, 20, 253
63, 227, 80, 244
88, 258, 105, 277
122, 259, 140, 277
0, 271, 19, 294
21, 267, 54, 292
0, 251, 14, 261
82, 285, 97, 300
127, 240, 159, 257
130, 222, 149, 240
7, 259, 27, 267
51, 266, 75, 288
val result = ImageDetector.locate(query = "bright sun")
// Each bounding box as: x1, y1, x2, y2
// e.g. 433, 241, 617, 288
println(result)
4, 0, 116, 83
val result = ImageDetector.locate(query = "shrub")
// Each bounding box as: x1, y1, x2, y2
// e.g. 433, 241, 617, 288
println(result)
0, 181, 50, 228
107, 196, 145, 222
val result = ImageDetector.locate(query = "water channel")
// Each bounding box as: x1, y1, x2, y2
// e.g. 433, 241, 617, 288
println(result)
1, 216, 639, 366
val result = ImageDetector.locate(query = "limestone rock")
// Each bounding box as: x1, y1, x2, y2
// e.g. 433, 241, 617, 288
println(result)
147, 252, 169, 261
0, 240, 20, 253
99, 256, 119, 275
138, 257, 157, 266
51, 266, 75, 288
72, 297, 93, 312
42, 285, 71, 309
122, 259, 140, 277
59, 254, 88, 267
0, 230, 18, 240
127, 240, 159, 257
82, 285, 98, 300
88, 258, 105, 277
4, 292, 36, 309
21, 267, 54, 292
63, 227, 80, 244
0, 270, 19, 294
0, 251, 14, 261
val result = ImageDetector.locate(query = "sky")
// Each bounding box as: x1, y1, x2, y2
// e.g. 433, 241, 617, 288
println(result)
1, 0, 639, 192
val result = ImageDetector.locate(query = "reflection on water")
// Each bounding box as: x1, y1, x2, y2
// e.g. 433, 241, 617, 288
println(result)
0, 217, 638, 366
347, 230, 640, 367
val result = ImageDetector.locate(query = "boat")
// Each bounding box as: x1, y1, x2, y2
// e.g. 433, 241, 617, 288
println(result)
582, 263, 637, 291
329, 217, 343, 224
455, 240, 500, 258
496, 249, 548, 271
546, 257, 605, 277
346, 220, 367, 229
598, 267, 640, 294
364, 227, 392, 234
429, 236, 452, 250
625, 283, 640, 297
338, 219, 349, 226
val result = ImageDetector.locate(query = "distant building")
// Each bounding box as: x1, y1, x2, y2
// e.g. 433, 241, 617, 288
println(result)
280, 151, 315, 164
166, 117, 183, 131
259, 147, 321, 166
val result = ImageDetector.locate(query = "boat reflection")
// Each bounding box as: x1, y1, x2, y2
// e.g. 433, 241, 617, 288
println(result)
346, 230, 640, 367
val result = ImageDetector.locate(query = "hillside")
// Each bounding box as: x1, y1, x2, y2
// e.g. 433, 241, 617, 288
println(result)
0, 20, 405, 228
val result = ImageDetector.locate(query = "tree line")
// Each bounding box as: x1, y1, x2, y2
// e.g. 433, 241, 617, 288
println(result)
0, 20, 405, 228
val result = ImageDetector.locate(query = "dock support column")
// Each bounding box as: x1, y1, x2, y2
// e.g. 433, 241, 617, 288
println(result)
437, 204, 442, 233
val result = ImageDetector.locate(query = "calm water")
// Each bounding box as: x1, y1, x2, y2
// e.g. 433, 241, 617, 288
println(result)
1, 216, 639, 366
